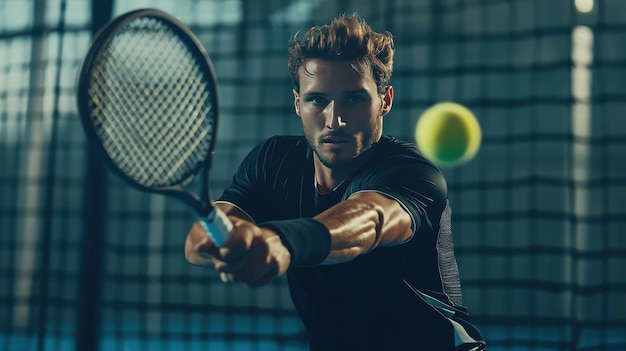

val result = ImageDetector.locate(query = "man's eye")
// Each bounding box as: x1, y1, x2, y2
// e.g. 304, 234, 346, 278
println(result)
306, 96, 329, 105
345, 95, 367, 104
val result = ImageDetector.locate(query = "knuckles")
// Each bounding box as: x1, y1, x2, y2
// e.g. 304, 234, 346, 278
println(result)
186, 219, 289, 287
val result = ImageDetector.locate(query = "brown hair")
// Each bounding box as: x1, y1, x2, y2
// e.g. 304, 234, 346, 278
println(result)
287, 13, 394, 94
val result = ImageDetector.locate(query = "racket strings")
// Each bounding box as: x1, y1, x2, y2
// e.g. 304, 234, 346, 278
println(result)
88, 17, 216, 188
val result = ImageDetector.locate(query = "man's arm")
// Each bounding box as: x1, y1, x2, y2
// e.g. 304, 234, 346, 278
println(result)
315, 191, 413, 264
184, 193, 412, 286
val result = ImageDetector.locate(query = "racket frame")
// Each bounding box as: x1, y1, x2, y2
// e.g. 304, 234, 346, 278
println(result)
77, 9, 219, 214
76, 9, 232, 245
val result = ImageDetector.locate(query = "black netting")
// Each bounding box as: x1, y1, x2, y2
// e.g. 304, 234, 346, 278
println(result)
1, 0, 624, 350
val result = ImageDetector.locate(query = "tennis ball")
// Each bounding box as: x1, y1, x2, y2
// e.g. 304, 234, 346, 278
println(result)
415, 102, 481, 168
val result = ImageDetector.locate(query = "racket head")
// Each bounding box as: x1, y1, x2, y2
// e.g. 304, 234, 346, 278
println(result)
76, 9, 220, 214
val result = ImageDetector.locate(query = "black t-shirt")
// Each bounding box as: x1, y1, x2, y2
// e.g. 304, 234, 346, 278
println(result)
219, 135, 468, 350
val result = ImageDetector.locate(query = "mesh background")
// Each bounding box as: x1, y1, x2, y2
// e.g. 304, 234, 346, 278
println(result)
1, 0, 625, 350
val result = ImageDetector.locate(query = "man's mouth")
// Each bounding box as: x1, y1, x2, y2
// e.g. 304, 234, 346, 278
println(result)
321, 134, 352, 144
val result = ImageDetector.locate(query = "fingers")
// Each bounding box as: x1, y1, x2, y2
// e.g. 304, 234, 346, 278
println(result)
215, 227, 291, 288
185, 219, 291, 287
185, 219, 253, 266
213, 233, 277, 281
184, 221, 218, 267
216, 219, 256, 261
217, 257, 281, 288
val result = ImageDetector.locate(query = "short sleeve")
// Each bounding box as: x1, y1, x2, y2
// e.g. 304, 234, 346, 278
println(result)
345, 138, 448, 238
217, 136, 313, 222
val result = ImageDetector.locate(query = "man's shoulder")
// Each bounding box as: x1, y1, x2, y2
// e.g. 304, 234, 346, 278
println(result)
264, 135, 308, 146
256, 135, 307, 155
255, 135, 311, 162
368, 135, 446, 189
376, 135, 424, 159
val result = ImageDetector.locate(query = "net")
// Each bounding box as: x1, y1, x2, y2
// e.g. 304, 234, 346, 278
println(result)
1, 0, 625, 350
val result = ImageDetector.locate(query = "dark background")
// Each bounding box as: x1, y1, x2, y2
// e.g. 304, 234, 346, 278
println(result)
1, 0, 624, 350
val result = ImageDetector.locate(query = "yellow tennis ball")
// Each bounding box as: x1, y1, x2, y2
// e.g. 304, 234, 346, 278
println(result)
415, 102, 482, 168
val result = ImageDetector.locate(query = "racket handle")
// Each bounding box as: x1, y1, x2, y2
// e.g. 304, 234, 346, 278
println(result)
199, 207, 233, 247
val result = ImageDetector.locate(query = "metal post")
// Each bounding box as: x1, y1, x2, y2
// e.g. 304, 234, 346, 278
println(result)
75, 1, 112, 350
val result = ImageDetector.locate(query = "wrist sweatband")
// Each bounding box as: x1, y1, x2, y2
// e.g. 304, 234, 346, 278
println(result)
260, 218, 331, 267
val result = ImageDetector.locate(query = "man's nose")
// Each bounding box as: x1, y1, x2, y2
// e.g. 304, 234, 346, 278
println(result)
323, 100, 347, 129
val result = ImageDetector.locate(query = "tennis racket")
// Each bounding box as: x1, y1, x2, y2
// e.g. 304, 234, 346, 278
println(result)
76, 8, 232, 246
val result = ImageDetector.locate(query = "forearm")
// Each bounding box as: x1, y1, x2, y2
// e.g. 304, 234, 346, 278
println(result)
212, 193, 413, 268
315, 191, 413, 264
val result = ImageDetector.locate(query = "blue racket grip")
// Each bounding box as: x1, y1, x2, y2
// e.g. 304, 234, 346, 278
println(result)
199, 207, 233, 247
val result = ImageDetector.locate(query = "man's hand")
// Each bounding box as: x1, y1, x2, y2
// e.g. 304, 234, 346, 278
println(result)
184, 218, 291, 288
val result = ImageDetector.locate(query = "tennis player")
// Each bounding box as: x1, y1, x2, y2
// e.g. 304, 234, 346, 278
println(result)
185, 13, 486, 350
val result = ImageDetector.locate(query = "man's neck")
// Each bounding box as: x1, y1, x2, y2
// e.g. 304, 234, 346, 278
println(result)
313, 166, 349, 194
312, 136, 383, 193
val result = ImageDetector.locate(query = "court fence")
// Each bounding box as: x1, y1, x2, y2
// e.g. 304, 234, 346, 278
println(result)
1, 0, 625, 350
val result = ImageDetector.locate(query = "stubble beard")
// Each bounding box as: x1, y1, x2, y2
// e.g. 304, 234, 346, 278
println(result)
307, 131, 376, 170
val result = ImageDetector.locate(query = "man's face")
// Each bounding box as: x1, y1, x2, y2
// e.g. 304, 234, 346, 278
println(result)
293, 59, 393, 170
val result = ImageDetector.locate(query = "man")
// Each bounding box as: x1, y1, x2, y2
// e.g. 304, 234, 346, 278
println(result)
185, 13, 486, 350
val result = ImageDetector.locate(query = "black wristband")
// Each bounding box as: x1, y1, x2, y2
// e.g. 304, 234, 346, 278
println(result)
260, 218, 331, 267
